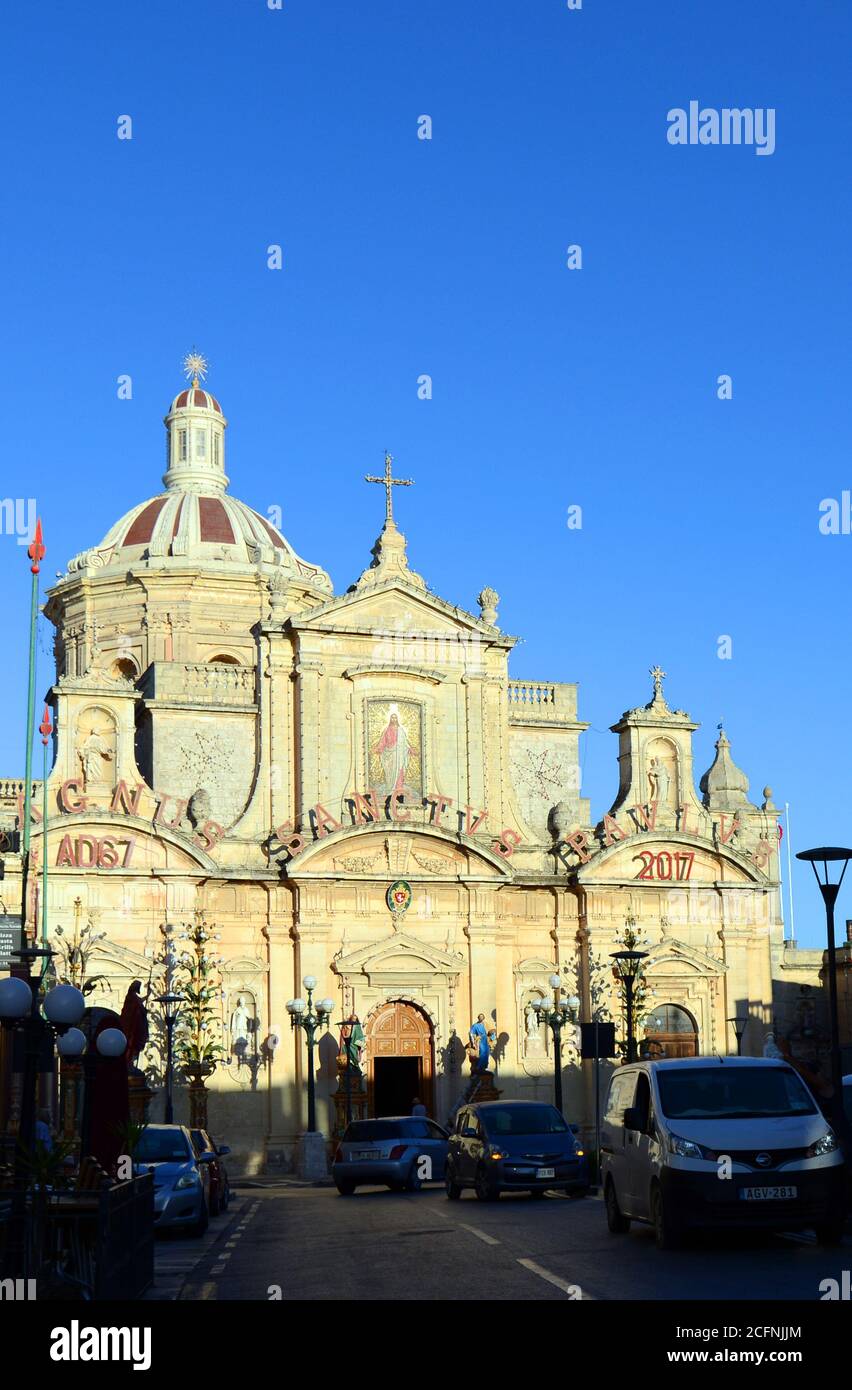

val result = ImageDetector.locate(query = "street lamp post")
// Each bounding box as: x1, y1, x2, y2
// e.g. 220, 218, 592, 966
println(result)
156, 992, 183, 1124
532, 974, 581, 1116
286, 978, 334, 1134
0, 952, 87, 1271
727, 1014, 749, 1056
611, 947, 649, 1064
796, 846, 852, 1135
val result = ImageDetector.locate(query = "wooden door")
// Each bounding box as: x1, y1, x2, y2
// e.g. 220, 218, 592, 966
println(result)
366, 1001, 433, 1116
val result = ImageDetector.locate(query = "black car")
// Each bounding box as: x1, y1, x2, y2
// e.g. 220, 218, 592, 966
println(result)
191, 1128, 232, 1216
445, 1100, 590, 1201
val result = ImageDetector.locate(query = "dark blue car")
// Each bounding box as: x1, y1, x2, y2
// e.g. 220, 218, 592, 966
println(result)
445, 1100, 590, 1201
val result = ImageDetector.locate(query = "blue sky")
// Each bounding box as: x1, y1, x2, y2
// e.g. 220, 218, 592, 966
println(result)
1, 1, 850, 944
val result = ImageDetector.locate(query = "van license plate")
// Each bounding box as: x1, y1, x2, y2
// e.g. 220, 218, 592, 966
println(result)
739, 1186, 797, 1201
536, 1167, 555, 1179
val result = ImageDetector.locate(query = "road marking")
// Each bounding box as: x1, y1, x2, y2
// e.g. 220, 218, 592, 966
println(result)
458, 1223, 501, 1247
198, 1282, 218, 1299
517, 1258, 588, 1298
210, 1264, 227, 1275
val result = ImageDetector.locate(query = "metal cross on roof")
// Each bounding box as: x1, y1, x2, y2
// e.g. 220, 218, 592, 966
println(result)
365, 452, 414, 524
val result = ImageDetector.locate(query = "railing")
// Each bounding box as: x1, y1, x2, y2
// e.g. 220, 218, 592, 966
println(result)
507, 680, 577, 723
141, 661, 257, 707
0, 1174, 154, 1300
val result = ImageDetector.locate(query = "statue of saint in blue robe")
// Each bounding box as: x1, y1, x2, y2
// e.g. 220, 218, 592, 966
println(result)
469, 1019, 490, 1073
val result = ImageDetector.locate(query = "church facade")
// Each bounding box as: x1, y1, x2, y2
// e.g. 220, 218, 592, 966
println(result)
0, 365, 788, 1171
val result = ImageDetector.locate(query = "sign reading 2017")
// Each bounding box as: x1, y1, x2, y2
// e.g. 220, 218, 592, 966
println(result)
633, 849, 695, 881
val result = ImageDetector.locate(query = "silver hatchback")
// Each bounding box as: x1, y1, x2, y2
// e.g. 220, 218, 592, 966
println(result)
333, 1117, 449, 1195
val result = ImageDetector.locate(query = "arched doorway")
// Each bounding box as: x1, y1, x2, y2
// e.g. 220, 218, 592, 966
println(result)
366, 1000, 434, 1118
641, 1003, 699, 1059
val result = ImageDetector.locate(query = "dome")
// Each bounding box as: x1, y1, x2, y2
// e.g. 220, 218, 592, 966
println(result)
66, 490, 330, 589
699, 728, 752, 811
61, 358, 332, 594
169, 385, 223, 415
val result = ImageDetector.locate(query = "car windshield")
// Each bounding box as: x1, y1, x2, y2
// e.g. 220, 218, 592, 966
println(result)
481, 1105, 570, 1137
343, 1121, 408, 1142
135, 1129, 192, 1162
656, 1067, 818, 1120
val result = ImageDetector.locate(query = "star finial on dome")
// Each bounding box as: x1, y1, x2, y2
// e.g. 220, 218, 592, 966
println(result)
182, 349, 209, 388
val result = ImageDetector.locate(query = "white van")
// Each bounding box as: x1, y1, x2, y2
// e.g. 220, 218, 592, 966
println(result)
601, 1056, 846, 1249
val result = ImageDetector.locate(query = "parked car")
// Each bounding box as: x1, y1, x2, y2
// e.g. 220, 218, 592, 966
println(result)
601, 1057, 847, 1250
333, 1117, 449, 1194
134, 1123, 213, 1236
445, 1100, 589, 1201
191, 1129, 232, 1216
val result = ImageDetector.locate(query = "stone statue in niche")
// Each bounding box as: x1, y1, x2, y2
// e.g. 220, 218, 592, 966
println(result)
523, 996, 545, 1056
228, 993, 257, 1071
648, 756, 671, 806
76, 709, 116, 787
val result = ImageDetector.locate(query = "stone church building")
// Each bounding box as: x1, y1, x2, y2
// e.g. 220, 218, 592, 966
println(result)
0, 367, 789, 1171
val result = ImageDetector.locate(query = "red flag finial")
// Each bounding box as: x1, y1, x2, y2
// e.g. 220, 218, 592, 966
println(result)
27, 517, 45, 574
39, 705, 53, 742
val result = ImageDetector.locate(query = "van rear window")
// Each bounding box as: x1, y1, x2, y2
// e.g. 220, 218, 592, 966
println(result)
656, 1066, 817, 1120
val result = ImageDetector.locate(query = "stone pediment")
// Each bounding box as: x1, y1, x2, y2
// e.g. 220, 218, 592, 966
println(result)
290, 582, 515, 648
332, 930, 465, 984
290, 825, 512, 880
645, 937, 727, 977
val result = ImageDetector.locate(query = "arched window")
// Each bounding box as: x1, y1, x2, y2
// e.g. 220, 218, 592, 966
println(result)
641, 1003, 698, 1059
110, 657, 139, 682
208, 653, 240, 665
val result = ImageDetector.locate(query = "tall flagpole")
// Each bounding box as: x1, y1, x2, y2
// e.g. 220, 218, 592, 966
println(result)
21, 518, 45, 947
784, 801, 796, 943
39, 706, 52, 951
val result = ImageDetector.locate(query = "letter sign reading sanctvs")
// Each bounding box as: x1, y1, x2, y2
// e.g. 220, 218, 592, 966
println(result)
633, 849, 694, 881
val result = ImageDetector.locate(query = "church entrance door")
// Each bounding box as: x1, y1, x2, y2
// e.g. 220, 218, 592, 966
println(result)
641, 1002, 699, 1059
366, 1001, 434, 1118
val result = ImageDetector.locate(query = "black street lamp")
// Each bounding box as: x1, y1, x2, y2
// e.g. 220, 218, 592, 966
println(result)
156, 992, 183, 1124
532, 974, 581, 1116
0, 948, 87, 1271
727, 1014, 750, 1056
611, 947, 649, 1064
796, 846, 852, 1135
287, 977, 334, 1133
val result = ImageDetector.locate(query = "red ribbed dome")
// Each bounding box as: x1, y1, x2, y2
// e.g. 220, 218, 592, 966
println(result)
169, 386, 223, 414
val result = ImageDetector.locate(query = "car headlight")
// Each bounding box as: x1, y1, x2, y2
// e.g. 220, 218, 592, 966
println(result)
175, 1171, 200, 1189
487, 1148, 505, 1161
668, 1133, 711, 1160
806, 1130, 839, 1157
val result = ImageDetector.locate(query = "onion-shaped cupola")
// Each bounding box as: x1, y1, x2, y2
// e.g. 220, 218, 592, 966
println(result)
699, 726, 753, 811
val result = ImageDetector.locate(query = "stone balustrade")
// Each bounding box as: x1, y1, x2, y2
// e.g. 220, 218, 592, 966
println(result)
140, 662, 257, 707
507, 680, 578, 724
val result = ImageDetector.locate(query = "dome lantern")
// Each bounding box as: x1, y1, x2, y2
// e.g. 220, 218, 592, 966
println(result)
163, 350, 228, 494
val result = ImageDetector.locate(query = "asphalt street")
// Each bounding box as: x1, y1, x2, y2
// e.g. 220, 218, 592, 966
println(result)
147, 1184, 852, 1303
